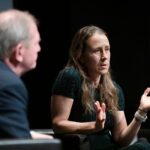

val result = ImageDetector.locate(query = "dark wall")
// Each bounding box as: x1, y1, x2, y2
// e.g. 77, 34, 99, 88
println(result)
13, 0, 150, 129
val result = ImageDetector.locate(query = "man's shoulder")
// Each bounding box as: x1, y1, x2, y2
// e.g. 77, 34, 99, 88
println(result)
0, 67, 22, 89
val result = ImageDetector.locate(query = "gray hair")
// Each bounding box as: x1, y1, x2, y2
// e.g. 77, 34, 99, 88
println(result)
0, 9, 38, 59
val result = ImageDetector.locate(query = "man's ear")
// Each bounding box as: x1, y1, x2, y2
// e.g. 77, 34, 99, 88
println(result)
13, 43, 24, 62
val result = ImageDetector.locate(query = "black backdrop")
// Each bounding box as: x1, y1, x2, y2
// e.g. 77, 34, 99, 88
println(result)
13, 0, 150, 129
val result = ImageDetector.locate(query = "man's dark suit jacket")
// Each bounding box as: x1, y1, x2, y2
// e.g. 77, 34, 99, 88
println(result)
0, 60, 31, 138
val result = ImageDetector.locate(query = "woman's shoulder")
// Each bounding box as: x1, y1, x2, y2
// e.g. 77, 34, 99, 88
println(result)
62, 67, 79, 74
59, 67, 80, 79
113, 81, 125, 99
52, 67, 81, 97
113, 81, 125, 109
113, 81, 123, 91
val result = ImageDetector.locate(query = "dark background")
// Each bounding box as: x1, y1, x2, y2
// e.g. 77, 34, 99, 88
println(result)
12, 0, 150, 129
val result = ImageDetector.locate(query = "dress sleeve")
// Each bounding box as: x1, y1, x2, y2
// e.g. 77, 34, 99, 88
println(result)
115, 83, 125, 110
51, 68, 80, 99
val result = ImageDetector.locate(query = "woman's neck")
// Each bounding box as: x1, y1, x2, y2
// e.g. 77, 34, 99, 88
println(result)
90, 75, 101, 88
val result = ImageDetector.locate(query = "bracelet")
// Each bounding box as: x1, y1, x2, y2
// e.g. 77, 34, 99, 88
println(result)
134, 110, 147, 123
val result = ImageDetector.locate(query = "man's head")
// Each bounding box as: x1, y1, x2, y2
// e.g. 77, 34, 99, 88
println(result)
0, 9, 41, 76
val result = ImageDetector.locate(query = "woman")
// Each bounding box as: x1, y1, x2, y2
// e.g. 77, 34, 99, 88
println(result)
51, 25, 150, 149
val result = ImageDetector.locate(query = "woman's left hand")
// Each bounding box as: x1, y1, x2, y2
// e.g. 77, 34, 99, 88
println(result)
139, 87, 150, 112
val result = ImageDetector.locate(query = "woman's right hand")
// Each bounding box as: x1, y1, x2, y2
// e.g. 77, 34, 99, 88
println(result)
94, 101, 106, 130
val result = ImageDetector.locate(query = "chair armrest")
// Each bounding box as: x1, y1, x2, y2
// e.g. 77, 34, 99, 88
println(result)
31, 129, 54, 135
31, 129, 90, 150
0, 138, 62, 150
54, 134, 90, 150
138, 129, 150, 142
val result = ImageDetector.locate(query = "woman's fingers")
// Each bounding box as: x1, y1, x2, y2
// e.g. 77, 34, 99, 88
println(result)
95, 101, 101, 112
95, 101, 106, 113
101, 102, 106, 112
143, 87, 150, 96
95, 101, 106, 120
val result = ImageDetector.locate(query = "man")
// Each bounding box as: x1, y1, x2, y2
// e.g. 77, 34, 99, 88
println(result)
0, 9, 52, 139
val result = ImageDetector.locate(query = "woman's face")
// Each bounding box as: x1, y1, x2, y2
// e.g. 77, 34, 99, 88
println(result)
81, 32, 110, 77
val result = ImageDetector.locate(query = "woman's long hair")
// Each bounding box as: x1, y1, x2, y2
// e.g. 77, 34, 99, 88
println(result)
66, 25, 118, 113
